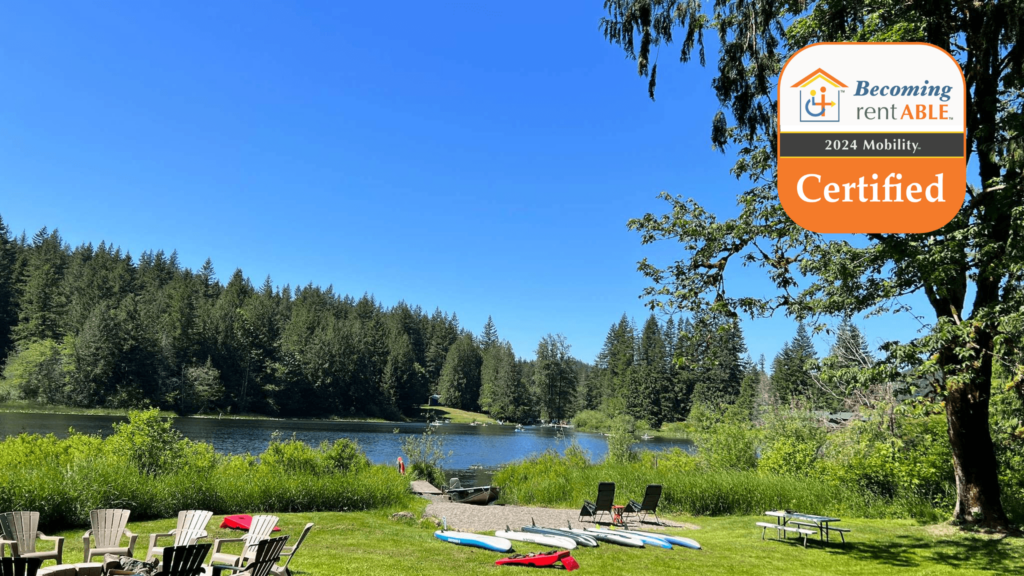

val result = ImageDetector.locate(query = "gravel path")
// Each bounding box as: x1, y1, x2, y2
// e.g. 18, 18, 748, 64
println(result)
421, 495, 699, 533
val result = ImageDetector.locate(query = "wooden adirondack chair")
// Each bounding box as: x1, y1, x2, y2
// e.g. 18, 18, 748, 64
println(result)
209, 536, 287, 576
0, 558, 42, 576
210, 516, 279, 568
145, 511, 213, 562
110, 543, 210, 576
82, 509, 138, 562
0, 512, 64, 566
270, 524, 313, 576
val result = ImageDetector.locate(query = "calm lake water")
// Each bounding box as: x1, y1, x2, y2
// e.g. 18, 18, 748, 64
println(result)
0, 412, 694, 487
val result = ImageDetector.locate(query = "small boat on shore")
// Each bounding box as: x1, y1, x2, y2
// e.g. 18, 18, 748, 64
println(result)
444, 478, 500, 505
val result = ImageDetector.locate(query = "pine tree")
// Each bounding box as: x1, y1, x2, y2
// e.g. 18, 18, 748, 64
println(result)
0, 215, 19, 360
533, 334, 577, 422
15, 228, 68, 343
770, 323, 819, 407
478, 316, 501, 411
437, 333, 483, 410
489, 342, 534, 422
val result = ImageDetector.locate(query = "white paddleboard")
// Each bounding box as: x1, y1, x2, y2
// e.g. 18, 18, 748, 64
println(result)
587, 527, 670, 548
577, 528, 644, 547
619, 529, 701, 550
434, 530, 513, 552
495, 530, 577, 550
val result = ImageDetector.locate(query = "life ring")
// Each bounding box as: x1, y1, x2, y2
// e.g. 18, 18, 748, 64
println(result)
397, 456, 406, 475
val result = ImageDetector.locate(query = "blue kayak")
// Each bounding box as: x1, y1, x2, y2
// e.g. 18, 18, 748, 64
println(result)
434, 530, 513, 552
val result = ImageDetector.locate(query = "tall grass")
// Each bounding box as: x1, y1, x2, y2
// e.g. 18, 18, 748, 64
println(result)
494, 448, 941, 520
0, 411, 411, 530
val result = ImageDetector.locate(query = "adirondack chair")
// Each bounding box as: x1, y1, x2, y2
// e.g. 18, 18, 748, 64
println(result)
270, 524, 313, 576
578, 482, 615, 524
210, 516, 279, 568
110, 543, 210, 576
145, 511, 213, 562
0, 512, 64, 566
209, 537, 287, 576
0, 558, 42, 576
82, 509, 138, 562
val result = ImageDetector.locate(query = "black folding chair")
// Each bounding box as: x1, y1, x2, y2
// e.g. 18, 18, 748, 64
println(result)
625, 484, 663, 525
579, 482, 616, 524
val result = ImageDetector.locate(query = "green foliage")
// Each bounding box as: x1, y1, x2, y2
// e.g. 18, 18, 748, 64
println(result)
495, 447, 936, 519
571, 409, 612, 432
400, 426, 451, 487
260, 433, 370, 475
107, 409, 185, 475
606, 414, 641, 463
0, 415, 408, 530
689, 405, 758, 471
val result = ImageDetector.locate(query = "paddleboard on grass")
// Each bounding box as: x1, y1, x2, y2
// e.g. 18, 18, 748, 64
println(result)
435, 530, 513, 552
523, 520, 598, 547
435, 517, 513, 552
574, 527, 644, 548
617, 530, 701, 550
495, 527, 577, 550
586, 527, 672, 549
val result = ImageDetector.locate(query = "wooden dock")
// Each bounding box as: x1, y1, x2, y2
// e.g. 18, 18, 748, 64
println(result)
410, 480, 443, 495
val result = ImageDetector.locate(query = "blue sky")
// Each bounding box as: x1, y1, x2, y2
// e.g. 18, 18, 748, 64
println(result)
0, 1, 935, 364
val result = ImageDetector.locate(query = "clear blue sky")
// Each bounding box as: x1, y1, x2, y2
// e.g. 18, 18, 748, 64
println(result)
0, 1, 935, 364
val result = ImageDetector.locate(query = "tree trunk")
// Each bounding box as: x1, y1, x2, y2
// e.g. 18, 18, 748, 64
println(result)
944, 349, 1010, 530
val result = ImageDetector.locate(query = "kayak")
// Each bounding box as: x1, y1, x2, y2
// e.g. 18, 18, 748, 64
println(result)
572, 527, 643, 548
496, 550, 579, 571
586, 527, 671, 549
435, 530, 513, 552
522, 521, 598, 547
495, 528, 576, 550
617, 529, 701, 550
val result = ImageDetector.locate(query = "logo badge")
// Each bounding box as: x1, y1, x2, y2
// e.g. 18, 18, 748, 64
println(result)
777, 43, 967, 233
794, 69, 847, 122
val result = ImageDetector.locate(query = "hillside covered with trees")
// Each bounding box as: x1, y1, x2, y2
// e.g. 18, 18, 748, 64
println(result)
0, 214, 865, 425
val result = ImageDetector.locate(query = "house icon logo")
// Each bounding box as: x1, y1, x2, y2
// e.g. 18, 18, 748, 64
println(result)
793, 68, 847, 122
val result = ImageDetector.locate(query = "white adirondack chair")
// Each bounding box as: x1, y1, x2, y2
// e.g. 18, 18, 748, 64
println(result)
0, 511, 64, 566
211, 536, 288, 576
145, 510, 213, 562
270, 523, 313, 576
82, 508, 138, 562
210, 515, 280, 568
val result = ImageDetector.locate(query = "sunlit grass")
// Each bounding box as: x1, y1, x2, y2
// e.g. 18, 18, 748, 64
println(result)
37, 504, 1024, 575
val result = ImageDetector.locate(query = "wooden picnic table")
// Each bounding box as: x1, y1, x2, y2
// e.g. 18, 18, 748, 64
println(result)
764, 510, 847, 543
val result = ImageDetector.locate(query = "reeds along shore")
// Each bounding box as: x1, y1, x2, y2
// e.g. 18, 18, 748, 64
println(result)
0, 411, 409, 531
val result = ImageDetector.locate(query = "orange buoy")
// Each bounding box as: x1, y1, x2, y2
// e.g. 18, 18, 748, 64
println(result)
397, 456, 406, 475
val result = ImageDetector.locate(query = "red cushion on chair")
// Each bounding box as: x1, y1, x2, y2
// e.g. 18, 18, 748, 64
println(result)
219, 515, 281, 531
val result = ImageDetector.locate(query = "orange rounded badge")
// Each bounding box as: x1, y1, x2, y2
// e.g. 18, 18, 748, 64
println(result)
777, 43, 966, 233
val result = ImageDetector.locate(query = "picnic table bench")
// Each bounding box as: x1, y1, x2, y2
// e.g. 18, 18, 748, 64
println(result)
755, 522, 817, 548
758, 511, 851, 546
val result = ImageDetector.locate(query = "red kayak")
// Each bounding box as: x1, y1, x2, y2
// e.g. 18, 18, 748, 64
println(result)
495, 550, 579, 571
220, 515, 281, 532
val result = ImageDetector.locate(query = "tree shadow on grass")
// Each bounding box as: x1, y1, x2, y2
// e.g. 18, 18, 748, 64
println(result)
843, 533, 1023, 572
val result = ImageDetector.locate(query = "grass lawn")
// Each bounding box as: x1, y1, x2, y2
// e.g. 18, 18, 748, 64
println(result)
39, 499, 1023, 575
419, 405, 497, 424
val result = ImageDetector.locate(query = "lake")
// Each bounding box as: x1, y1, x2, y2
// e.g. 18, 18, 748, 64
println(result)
0, 412, 694, 486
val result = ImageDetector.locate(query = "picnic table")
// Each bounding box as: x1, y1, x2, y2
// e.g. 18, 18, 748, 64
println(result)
763, 510, 849, 543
